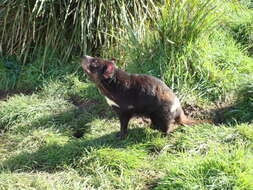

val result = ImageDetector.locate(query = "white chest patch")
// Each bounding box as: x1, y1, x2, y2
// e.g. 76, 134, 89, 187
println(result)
105, 97, 120, 108
170, 97, 180, 112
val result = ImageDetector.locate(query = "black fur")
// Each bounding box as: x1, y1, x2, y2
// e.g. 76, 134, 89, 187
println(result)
81, 56, 186, 139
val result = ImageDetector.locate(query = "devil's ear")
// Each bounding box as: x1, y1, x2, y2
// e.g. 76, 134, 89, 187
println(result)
111, 58, 116, 63
103, 62, 115, 79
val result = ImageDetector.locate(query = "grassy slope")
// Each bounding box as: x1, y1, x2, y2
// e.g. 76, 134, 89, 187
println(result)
0, 74, 253, 190
1, 1, 253, 190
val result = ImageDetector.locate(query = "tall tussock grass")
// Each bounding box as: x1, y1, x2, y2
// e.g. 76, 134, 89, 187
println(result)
105, 0, 220, 97
104, 0, 253, 101
0, 0, 159, 63
158, 0, 219, 49
0, 0, 252, 102
155, 0, 221, 89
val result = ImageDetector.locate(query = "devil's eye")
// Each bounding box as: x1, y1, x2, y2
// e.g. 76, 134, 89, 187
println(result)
91, 60, 99, 67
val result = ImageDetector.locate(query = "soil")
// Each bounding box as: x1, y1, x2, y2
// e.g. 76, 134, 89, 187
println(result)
183, 103, 213, 119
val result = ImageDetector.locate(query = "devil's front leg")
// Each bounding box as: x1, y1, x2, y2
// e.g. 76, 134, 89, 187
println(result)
116, 111, 132, 140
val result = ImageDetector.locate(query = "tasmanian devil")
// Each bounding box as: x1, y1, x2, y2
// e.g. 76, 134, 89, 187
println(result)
81, 55, 210, 139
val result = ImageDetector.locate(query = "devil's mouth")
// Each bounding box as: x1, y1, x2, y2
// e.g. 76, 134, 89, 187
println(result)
81, 63, 91, 74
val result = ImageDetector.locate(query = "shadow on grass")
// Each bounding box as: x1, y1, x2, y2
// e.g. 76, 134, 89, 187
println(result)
1, 127, 151, 172
0, 90, 33, 101
1, 82, 152, 172
214, 83, 253, 125
2, 80, 252, 173
1, 81, 115, 135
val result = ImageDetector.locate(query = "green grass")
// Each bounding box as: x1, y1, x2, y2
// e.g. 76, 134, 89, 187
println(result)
102, 0, 253, 103
1, 0, 252, 100
1, 0, 253, 189
0, 74, 253, 190
0, 0, 159, 63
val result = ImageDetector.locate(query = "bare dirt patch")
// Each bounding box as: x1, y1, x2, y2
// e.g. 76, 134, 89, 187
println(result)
183, 103, 214, 120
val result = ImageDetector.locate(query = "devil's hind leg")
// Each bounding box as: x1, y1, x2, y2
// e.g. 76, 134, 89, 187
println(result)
149, 111, 173, 134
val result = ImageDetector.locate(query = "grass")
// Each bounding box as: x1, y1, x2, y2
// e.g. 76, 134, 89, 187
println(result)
1, 0, 253, 189
0, 73, 253, 190
102, 0, 253, 103
0, 0, 159, 63
1, 0, 252, 98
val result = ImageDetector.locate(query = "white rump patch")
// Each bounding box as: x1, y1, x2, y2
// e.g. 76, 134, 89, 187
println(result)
170, 97, 180, 112
105, 97, 119, 108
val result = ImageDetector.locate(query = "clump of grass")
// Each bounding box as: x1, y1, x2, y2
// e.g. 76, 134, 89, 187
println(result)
80, 148, 148, 174
195, 29, 253, 99
0, 171, 94, 190
0, 0, 159, 63
0, 56, 21, 90
103, 0, 253, 103
237, 124, 253, 141
103, 0, 220, 101
240, 0, 253, 8
0, 52, 81, 91
154, 147, 253, 190
40, 74, 102, 103
222, 80, 253, 124
221, 1, 253, 54
2, 140, 86, 172
0, 94, 74, 133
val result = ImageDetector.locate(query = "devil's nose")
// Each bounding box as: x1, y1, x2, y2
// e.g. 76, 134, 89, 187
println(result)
83, 55, 93, 60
